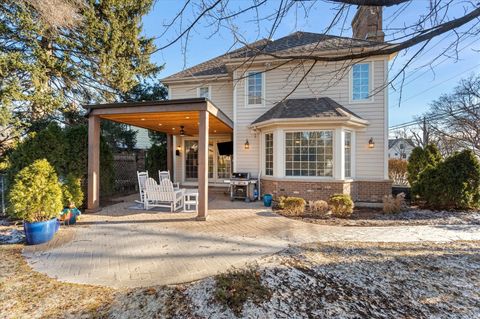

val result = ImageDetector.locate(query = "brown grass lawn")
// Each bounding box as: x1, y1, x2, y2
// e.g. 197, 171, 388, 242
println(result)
1, 241, 480, 318
0, 244, 115, 318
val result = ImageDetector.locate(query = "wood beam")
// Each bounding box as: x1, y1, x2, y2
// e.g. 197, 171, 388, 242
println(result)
87, 115, 101, 212
197, 110, 209, 221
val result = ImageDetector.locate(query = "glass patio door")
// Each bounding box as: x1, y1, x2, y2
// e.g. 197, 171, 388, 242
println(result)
184, 139, 231, 183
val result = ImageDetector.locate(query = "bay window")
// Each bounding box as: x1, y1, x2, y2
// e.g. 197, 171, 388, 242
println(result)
285, 131, 333, 177
344, 131, 352, 178
265, 133, 273, 176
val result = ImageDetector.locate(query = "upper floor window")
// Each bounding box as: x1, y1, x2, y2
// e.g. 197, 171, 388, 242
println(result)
198, 87, 210, 99
352, 63, 370, 101
247, 71, 263, 106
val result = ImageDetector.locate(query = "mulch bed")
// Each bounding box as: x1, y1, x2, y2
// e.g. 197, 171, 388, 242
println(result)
277, 207, 480, 226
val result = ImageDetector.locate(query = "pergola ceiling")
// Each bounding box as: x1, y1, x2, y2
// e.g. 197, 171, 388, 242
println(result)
100, 111, 231, 135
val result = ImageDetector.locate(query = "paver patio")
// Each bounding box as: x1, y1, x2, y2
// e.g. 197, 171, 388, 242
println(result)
23, 193, 480, 288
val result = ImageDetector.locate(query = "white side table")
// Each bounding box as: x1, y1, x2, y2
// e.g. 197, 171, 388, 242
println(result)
184, 189, 199, 212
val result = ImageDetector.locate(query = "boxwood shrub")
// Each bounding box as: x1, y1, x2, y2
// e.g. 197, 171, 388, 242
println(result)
329, 194, 354, 218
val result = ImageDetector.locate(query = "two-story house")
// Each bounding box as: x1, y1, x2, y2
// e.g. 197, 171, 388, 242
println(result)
161, 6, 392, 202
388, 138, 415, 160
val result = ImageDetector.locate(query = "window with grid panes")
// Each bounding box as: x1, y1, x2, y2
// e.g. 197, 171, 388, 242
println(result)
352, 63, 370, 101
247, 72, 263, 105
345, 131, 352, 178
265, 133, 273, 175
285, 131, 333, 177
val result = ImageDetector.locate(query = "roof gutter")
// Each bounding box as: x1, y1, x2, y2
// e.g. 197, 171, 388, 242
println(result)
250, 116, 370, 130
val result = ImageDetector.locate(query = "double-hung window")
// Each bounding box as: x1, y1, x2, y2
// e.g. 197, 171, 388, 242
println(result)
264, 133, 273, 176
285, 131, 333, 177
198, 87, 210, 99
247, 71, 263, 106
352, 63, 370, 101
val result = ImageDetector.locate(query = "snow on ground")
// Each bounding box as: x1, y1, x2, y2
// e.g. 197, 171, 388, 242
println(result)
0, 227, 24, 244
142, 241, 480, 319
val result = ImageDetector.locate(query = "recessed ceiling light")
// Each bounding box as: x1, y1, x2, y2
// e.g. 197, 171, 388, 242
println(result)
214, 130, 217, 133
172, 127, 176, 130
185, 116, 190, 119
141, 118, 145, 121
158, 123, 162, 126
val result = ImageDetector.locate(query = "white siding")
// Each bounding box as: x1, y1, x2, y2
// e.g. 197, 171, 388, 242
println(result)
169, 81, 234, 183
169, 81, 234, 119
166, 57, 388, 182
234, 59, 388, 180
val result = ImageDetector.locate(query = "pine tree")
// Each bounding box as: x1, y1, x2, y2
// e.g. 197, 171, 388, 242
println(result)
0, 0, 160, 152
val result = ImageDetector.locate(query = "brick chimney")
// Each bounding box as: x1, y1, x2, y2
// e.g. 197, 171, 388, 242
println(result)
351, 6, 384, 42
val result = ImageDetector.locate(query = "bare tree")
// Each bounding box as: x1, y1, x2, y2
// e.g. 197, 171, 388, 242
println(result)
153, 0, 480, 101
422, 74, 480, 156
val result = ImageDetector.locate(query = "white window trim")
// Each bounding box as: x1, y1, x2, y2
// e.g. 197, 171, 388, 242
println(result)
245, 70, 266, 108
197, 86, 211, 99
282, 128, 336, 180
349, 61, 374, 104
344, 130, 353, 179
263, 131, 274, 176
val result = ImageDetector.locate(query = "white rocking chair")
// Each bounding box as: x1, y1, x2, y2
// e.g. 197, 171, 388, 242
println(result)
136, 171, 149, 204
159, 170, 180, 189
144, 178, 184, 212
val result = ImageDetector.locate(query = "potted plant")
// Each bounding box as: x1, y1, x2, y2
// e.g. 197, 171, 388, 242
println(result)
8, 159, 63, 245
60, 174, 83, 225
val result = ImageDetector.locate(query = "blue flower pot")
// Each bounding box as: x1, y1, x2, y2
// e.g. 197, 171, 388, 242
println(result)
263, 194, 273, 207
24, 218, 58, 245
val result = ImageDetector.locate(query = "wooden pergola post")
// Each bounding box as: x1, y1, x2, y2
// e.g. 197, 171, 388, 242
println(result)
87, 115, 101, 212
197, 110, 209, 220
166, 133, 173, 174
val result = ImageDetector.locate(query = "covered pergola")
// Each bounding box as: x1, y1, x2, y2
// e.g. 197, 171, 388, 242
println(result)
84, 98, 234, 220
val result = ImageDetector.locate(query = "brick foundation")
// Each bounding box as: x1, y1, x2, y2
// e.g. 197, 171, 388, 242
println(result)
261, 179, 392, 202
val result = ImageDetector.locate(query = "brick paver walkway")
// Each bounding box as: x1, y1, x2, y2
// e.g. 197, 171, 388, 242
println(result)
23, 194, 480, 288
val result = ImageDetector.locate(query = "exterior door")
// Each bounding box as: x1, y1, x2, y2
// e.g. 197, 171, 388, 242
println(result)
184, 139, 231, 183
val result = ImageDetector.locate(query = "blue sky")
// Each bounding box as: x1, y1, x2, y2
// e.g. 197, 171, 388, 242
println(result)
142, 1, 480, 127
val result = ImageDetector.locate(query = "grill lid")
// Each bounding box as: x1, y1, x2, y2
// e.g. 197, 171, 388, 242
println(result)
231, 172, 250, 179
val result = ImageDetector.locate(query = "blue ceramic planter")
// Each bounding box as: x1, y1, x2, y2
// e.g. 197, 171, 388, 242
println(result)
24, 218, 58, 245
263, 194, 273, 207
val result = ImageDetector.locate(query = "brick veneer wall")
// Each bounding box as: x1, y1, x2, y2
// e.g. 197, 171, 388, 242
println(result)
352, 180, 392, 202
261, 179, 392, 202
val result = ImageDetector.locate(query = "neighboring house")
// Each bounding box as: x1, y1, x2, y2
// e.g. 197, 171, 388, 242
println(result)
388, 138, 415, 160
133, 127, 153, 150
159, 5, 392, 202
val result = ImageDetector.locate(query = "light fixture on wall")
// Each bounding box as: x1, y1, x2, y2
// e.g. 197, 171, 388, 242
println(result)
180, 126, 185, 136
368, 137, 375, 148
176, 145, 181, 156
244, 139, 250, 150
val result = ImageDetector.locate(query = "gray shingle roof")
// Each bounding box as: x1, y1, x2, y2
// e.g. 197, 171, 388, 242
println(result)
162, 31, 383, 81
388, 138, 415, 149
251, 97, 364, 125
